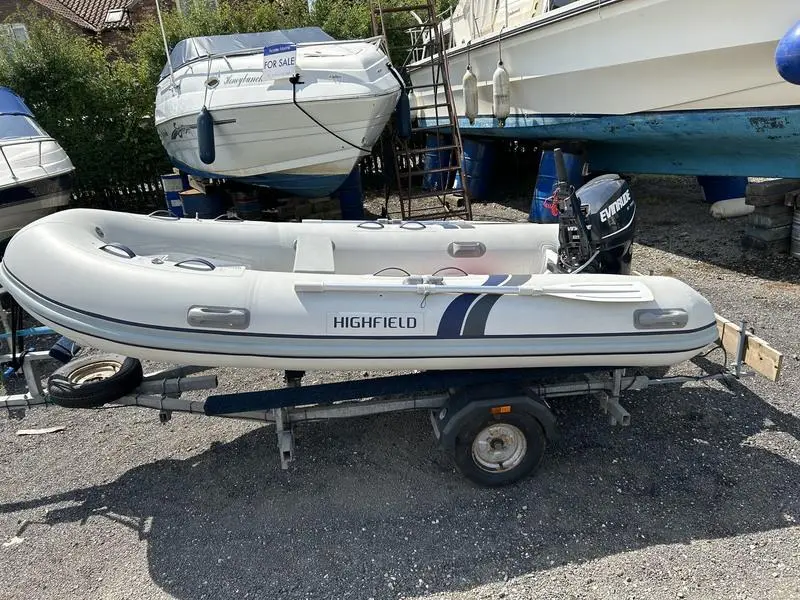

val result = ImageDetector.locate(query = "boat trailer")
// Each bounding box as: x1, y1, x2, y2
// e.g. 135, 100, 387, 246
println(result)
0, 311, 782, 487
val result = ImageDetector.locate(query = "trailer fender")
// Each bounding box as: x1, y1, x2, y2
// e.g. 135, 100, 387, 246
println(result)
432, 389, 559, 450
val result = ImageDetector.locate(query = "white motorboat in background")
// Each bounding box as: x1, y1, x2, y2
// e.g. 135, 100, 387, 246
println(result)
407, 0, 800, 177
155, 27, 402, 197
0, 87, 74, 248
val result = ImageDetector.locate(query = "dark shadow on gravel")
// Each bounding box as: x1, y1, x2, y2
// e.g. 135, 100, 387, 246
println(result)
1, 369, 798, 599
628, 176, 800, 284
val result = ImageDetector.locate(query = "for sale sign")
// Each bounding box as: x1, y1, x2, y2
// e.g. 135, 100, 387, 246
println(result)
263, 43, 297, 79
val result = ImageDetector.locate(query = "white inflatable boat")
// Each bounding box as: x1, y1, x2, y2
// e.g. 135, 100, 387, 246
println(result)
0, 207, 718, 371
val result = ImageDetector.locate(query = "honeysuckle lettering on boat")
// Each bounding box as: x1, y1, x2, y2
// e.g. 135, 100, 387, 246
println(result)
223, 74, 264, 87
327, 313, 422, 335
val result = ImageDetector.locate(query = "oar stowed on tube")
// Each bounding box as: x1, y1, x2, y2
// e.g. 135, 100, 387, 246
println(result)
294, 278, 654, 303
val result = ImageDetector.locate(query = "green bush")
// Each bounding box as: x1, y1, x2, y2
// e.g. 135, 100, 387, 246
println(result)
0, 8, 169, 209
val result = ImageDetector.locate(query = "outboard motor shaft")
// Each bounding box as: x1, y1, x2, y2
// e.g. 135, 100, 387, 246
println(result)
551, 149, 636, 275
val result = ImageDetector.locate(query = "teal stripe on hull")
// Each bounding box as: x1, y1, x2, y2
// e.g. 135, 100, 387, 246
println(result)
419, 107, 800, 177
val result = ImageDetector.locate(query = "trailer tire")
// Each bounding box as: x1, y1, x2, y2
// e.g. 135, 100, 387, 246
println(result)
453, 412, 546, 487
48, 354, 143, 408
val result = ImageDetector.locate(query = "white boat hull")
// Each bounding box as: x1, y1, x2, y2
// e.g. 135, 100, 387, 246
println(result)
155, 31, 401, 196
1, 104, 75, 244
408, 0, 800, 176
0, 209, 718, 371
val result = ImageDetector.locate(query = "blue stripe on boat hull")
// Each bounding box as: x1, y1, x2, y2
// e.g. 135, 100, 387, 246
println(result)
420, 107, 800, 177
169, 159, 349, 197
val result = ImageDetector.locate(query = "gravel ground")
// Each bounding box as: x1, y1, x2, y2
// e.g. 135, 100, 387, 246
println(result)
0, 176, 798, 600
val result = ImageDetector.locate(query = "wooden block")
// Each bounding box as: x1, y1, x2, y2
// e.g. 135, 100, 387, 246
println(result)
746, 192, 790, 207
747, 211, 794, 229
746, 178, 800, 197
715, 314, 783, 382
753, 203, 793, 216
744, 224, 792, 242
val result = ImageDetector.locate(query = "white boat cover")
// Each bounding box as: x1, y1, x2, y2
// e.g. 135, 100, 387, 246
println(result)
160, 27, 335, 80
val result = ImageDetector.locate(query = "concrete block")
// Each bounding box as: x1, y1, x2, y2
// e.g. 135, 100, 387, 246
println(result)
746, 178, 800, 198
747, 211, 794, 229
744, 223, 792, 242
753, 203, 793, 216
741, 234, 790, 254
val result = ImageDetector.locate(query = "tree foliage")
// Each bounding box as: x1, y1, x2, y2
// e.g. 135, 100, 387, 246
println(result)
0, 7, 168, 206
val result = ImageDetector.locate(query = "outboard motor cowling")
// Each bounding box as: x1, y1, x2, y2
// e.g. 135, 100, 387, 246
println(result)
550, 149, 635, 275
576, 174, 635, 275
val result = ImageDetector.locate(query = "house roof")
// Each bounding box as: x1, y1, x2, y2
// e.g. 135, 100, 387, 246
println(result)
31, 0, 136, 33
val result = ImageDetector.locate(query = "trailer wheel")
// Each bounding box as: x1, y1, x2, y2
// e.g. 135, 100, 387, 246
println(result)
453, 412, 546, 487
47, 354, 143, 408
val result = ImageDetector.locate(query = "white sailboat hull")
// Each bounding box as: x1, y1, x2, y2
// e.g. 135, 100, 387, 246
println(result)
0, 209, 719, 371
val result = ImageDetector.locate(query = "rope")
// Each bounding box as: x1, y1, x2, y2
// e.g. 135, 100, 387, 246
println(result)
290, 76, 372, 154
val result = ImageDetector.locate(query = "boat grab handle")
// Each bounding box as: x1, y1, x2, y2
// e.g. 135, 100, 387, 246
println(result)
357, 221, 384, 229
175, 258, 216, 271
400, 221, 427, 230
100, 243, 136, 259
148, 210, 180, 220
187, 306, 250, 329
448, 241, 486, 258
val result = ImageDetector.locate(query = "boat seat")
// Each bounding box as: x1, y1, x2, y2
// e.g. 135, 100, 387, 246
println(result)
292, 234, 335, 273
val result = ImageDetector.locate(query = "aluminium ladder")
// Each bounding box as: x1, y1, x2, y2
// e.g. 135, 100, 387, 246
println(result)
371, 0, 472, 220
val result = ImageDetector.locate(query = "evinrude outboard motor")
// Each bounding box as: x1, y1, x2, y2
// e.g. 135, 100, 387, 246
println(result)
550, 149, 635, 275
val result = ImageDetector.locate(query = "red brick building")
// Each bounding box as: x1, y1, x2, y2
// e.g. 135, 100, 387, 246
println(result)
0, 0, 175, 47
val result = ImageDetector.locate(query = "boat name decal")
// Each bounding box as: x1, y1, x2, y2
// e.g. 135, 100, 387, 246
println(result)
159, 122, 198, 141
599, 190, 632, 223
223, 74, 264, 87
327, 312, 422, 335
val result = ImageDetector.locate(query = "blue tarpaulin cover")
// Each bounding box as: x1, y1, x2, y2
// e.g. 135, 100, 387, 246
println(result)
160, 27, 335, 79
0, 87, 33, 117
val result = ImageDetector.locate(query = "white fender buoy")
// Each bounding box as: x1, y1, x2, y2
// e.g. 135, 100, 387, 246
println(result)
709, 197, 754, 219
462, 65, 478, 124
492, 60, 510, 127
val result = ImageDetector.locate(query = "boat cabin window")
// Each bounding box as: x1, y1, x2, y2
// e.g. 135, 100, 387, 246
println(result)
547, 0, 581, 9
0, 115, 45, 140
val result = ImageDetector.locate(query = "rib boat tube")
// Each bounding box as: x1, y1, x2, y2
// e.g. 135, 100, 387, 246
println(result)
0, 208, 719, 371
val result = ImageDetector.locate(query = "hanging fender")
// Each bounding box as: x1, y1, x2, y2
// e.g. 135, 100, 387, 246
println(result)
197, 106, 215, 164
396, 90, 412, 139
492, 60, 510, 127
462, 65, 478, 125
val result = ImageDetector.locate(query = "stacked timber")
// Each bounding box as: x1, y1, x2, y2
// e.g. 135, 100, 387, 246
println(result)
742, 179, 800, 253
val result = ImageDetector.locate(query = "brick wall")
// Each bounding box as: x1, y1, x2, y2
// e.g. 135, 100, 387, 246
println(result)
100, 0, 175, 53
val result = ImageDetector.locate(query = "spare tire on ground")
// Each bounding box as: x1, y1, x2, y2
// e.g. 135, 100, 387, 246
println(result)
47, 353, 143, 408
